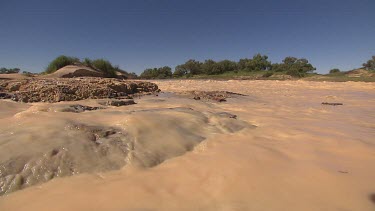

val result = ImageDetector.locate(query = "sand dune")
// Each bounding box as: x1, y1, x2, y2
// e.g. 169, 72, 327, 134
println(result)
45, 65, 104, 78
0, 80, 374, 210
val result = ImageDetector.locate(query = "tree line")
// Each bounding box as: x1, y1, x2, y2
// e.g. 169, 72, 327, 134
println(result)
0, 68, 20, 74
2, 55, 374, 78
140, 54, 317, 79
140, 54, 375, 79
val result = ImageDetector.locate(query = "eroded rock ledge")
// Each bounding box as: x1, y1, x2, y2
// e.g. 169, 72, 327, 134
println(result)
0, 78, 159, 103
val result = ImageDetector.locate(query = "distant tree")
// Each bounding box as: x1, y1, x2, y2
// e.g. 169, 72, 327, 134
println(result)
45, 55, 79, 74
140, 68, 154, 79
201, 59, 217, 75
251, 54, 272, 71
238, 54, 271, 71
173, 65, 188, 77
329, 68, 341, 74
271, 57, 316, 77
173, 59, 202, 76
237, 58, 251, 70
214, 60, 237, 74
157, 66, 173, 78
127, 72, 138, 79
271, 63, 284, 72
140, 66, 172, 79
282, 57, 298, 66
285, 58, 316, 77
363, 56, 375, 70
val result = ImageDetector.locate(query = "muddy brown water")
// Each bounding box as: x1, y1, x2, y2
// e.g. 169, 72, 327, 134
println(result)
0, 96, 253, 195
0, 80, 375, 211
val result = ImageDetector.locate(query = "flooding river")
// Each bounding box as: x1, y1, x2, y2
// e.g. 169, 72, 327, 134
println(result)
0, 80, 374, 211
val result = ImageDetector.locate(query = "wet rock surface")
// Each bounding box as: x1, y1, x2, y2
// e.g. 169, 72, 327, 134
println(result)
61, 105, 103, 113
0, 78, 159, 103
98, 99, 136, 107
0, 92, 12, 99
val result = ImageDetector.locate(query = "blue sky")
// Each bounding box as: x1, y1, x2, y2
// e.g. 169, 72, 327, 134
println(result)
0, 0, 374, 74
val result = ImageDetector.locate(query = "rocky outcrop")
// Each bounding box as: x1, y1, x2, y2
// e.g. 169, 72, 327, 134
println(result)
0, 78, 159, 103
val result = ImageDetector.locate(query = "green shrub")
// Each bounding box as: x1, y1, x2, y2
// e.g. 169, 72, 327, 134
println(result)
45, 55, 79, 74
90, 59, 117, 78
82, 58, 93, 68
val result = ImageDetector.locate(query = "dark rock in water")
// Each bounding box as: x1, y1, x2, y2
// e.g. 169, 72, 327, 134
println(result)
369, 193, 375, 205
322, 102, 343, 106
114, 95, 133, 100
0, 78, 159, 103
212, 97, 226, 102
179, 91, 245, 102
99, 99, 136, 107
216, 112, 237, 119
0, 92, 12, 99
61, 105, 103, 113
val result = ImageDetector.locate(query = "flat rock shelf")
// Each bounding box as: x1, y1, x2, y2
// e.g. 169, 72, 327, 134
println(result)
0, 78, 159, 103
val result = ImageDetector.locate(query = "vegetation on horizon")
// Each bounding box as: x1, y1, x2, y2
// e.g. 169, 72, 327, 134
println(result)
7, 54, 373, 82
140, 54, 316, 79
0, 67, 20, 74
139, 55, 375, 81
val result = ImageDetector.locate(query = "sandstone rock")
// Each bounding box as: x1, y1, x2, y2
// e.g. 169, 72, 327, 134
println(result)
0, 78, 159, 103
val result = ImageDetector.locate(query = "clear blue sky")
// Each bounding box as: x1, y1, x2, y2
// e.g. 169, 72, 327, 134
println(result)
1, 0, 374, 74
